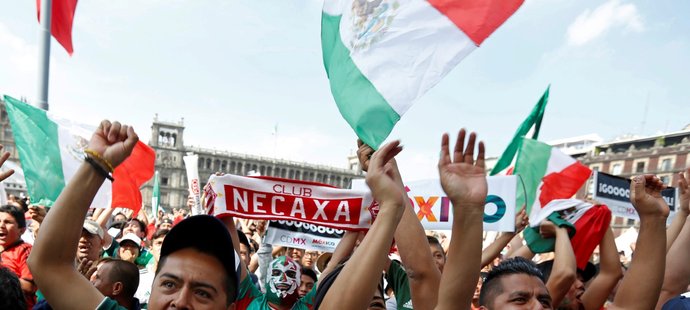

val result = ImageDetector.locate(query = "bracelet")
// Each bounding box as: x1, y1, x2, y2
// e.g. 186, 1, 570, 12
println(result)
85, 156, 114, 182
84, 149, 114, 173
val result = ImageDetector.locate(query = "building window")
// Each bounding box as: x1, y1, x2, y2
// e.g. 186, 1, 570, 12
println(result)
661, 159, 672, 171
635, 162, 645, 173
612, 164, 622, 175
660, 175, 670, 185
162, 177, 169, 186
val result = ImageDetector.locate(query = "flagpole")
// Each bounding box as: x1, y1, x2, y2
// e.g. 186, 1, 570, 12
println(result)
36, 0, 52, 111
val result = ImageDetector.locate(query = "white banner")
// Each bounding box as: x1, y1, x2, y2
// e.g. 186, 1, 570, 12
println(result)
265, 220, 344, 252
183, 154, 203, 215
353, 175, 517, 232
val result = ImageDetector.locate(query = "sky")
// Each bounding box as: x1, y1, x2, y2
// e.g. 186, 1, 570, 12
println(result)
0, 0, 688, 181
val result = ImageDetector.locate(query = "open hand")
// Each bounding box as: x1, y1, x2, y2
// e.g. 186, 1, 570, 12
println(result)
438, 129, 487, 207
87, 120, 139, 168
630, 175, 670, 219
365, 140, 405, 211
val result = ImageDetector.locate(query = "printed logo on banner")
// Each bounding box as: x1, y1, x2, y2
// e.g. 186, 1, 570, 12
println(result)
593, 171, 677, 220
265, 220, 345, 252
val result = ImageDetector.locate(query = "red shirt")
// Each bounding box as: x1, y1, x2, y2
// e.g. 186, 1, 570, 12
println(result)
1, 240, 36, 308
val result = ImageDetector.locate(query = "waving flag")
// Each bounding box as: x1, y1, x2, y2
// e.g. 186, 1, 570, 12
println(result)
513, 138, 592, 222
322, 0, 524, 148
37, 0, 78, 55
4, 95, 155, 211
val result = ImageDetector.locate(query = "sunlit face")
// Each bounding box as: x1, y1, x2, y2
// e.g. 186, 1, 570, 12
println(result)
91, 261, 115, 296
430, 244, 446, 273
0, 212, 23, 247
148, 248, 234, 310
266, 256, 301, 305
299, 274, 314, 298
481, 274, 552, 310
123, 220, 145, 239
303, 251, 319, 268
77, 229, 103, 261
151, 236, 166, 263
285, 247, 304, 265
119, 241, 140, 263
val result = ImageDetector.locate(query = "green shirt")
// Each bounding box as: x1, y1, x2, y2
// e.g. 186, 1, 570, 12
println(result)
96, 297, 127, 310
386, 260, 413, 309
236, 274, 316, 310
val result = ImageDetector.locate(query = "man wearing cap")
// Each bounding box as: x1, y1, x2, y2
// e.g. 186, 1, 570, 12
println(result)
28, 120, 239, 309
80, 219, 106, 263
118, 233, 142, 264
219, 215, 316, 310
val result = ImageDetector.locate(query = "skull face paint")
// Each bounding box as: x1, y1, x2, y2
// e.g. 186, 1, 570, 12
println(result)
266, 256, 302, 306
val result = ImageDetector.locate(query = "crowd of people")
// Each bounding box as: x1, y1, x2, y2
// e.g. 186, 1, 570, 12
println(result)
1, 120, 690, 310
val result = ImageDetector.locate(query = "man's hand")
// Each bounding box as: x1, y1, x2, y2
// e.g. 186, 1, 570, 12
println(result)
87, 120, 139, 168
77, 258, 95, 279
28, 205, 47, 224
356, 139, 374, 172
630, 175, 670, 219
365, 140, 405, 210
514, 207, 529, 234
438, 129, 487, 206
0, 144, 14, 182
678, 169, 690, 214
539, 219, 559, 239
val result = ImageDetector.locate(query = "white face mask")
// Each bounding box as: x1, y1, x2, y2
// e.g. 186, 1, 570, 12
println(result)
268, 257, 301, 300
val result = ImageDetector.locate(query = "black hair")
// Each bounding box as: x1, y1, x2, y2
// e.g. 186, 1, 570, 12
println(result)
0, 205, 26, 228
236, 229, 251, 253
427, 235, 445, 256
104, 259, 140, 298
479, 257, 545, 307
126, 218, 147, 236
157, 249, 238, 306
152, 228, 170, 241
302, 267, 318, 283
0, 267, 26, 310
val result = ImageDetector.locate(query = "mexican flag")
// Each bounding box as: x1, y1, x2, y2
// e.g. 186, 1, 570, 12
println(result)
4, 95, 155, 211
152, 171, 160, 223
513, 138, 592, 223
322, 0, 524, 148
37, 0, 78, 55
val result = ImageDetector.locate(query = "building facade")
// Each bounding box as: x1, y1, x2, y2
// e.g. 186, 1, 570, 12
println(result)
140, 116, 364, 212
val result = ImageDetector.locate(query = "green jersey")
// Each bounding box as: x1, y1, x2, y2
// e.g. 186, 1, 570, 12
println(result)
387, 260, 414, 309
236, 275, 316, 310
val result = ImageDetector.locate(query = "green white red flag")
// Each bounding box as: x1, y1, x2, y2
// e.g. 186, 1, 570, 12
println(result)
4, 95, 155, 212
513, 138, 592, 222
37, 0, 78, 55
322, 0, 524, 148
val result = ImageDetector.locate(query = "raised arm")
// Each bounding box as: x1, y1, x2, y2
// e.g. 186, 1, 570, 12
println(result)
610, 175, 669, 310
319, 230, 359, 280
28, 120, 138, 310
481, 207, 528, 268
435, 129, 488, 310
657, 212, 690, 308
218, 214, 248, 283
541, 220, 577, 308
666, 169, 689, 251
582, 227, 623, 310
358, 139, 441, 310
320, 140, 406, 310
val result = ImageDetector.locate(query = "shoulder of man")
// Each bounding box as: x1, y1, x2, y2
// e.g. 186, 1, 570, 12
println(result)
96, 297, 127, 310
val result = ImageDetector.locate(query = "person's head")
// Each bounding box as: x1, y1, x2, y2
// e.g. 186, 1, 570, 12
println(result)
78, 219, 105, 261
158, 218, 173, 231
0, 205, 25, 248
149, 215, 239, 309
90, 259, 140, 303
113, 212, 128, 223
368, 278, 387, 310
0, 267, 27, 310
266, 256, 302, 306
299, 267, 317, 298
303, 250, 319, 269
236, 229, 253, 267
150, 229, 170, 263
427, 235, 446, 273
118, 233, 142, 264
284, 247, 305, 265
474, 272, 488, 304
123, 218, 147, 240
479, 257, 552, 310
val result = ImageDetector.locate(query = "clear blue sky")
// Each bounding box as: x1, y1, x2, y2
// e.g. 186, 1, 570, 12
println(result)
0, 0, 688, 180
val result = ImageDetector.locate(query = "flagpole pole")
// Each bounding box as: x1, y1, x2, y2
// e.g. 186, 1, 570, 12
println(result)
36, 0, 52, 111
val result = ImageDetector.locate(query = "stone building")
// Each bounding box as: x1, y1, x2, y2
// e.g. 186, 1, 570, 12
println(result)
140, 116, 364, 212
